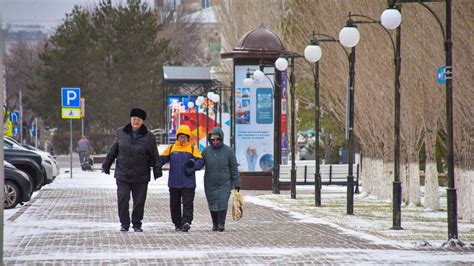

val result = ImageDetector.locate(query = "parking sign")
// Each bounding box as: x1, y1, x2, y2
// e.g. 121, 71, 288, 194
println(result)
9, 111, 20, 122
61, 88, 81, 107
437, 66, 446, 85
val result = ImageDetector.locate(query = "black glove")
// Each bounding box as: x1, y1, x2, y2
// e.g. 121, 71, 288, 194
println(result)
102, 168, 110, 175
153, 167, 163, 180
185, 159, 195, 168
185, 167, 195, 177
235, 187, 240, 192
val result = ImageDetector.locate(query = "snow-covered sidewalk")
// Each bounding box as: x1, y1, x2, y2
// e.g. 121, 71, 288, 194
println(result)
4, 168, 474, 264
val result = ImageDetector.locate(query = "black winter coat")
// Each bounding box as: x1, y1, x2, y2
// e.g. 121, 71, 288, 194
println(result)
102, 124, 162, 183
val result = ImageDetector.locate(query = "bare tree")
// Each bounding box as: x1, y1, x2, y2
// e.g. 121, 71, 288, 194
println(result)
214, 0, 473, 218
5, 42, 42, 114
156, 1, 207, 65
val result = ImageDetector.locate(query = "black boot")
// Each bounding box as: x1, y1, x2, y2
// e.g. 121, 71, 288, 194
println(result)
182, 223, 191, 232
217, 224, 225, 232
211, 211, 218, 231
133, 226, 143, 232
217, 209, 227, 232
120, 225, 129, 232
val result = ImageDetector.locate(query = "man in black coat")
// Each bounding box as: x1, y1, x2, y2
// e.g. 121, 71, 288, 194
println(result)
102, 108, 162, 232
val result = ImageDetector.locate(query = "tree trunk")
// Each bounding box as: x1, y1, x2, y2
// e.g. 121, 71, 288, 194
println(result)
457, 168, 474, 222
424, 159, 440, 210
408, 160, 421, 206
401, 159, 409, 203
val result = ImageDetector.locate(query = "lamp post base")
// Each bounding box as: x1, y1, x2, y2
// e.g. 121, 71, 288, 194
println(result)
290, 169, 296, 199
442, 238, 465, 248
390, 226, 404, 230
315, 173, 321, 206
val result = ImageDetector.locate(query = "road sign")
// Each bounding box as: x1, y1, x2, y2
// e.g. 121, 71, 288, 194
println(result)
10, 111, 20, 122
61, 108, 81, 119
437, 66, 446, 85
61, 88, 81, 107
13, 126, 20, 135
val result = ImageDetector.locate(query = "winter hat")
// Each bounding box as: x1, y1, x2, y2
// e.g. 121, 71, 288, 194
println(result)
130, 108, 147, 120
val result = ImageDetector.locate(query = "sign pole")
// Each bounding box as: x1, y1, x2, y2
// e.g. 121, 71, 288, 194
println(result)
61, 87, 81, 179
35, 118, 38, 148
19, 89, 23, 143
70, 119, 73, 179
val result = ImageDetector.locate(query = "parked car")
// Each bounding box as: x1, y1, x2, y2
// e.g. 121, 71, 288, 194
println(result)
4, 160, 32, 209
4, 147, 45, 191
22, 143, 60, 180
4, 137, 56, 184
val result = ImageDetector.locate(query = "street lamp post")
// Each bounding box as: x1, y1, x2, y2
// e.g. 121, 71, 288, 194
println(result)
246, 56, 301, 198
339, 18, 360, 215
303, 32, 350, 207
275, 53, 304, 199
345, 8, 403, 228
382, 0, 461, 247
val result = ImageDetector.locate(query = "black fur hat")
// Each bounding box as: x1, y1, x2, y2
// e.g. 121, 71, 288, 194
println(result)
130, 108, 147, 120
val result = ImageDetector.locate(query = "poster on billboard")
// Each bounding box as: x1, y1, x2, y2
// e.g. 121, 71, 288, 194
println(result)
167, 95, 229, 150
280, 70, 288, 165
235, 65, 274, 172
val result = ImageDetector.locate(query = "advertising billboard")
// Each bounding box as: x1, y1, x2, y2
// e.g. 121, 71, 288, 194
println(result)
167, 95, 229, 150
234, 65, 274, 172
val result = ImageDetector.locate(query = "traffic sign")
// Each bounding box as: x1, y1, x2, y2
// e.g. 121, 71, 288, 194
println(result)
437, 66, 446, 85
61, 88, 81, 107
9, 111, 20, 122
13, 126, 20, 135
61, 108, 81, 119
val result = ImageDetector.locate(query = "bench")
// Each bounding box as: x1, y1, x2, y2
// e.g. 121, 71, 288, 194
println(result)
279, 162, 359, 186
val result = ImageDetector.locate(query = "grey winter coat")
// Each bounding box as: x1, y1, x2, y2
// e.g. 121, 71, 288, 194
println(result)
102, 123, 162, 183
201, 128, 241, 211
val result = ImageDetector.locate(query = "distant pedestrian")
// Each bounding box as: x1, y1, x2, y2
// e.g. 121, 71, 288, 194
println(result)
101, 108, 162, 232
201, 127, 240, 232
77, 136, 92, 170
160, 125, 204, 232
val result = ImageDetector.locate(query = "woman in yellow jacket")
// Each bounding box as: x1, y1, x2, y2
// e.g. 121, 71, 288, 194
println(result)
160, 125, 204, 232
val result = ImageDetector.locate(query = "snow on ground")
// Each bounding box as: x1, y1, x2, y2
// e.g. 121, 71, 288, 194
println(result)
5, 166, 474, 250
4, 166, 474, 263
247, 184, 474, 248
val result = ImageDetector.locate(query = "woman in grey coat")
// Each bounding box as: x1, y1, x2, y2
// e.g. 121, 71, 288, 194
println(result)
201, 127, 240, 232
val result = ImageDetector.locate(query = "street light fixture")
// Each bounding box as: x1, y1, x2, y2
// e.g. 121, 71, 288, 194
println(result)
338, 18, 358, 215
274, 52, 304, 200
246, 55, 301, 199
302, 32, 350, 207
381, 6, 402, 29
343, 9, 404, 229
381, 0, 461, 247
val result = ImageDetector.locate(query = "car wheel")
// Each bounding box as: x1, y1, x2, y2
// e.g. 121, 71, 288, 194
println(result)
4, 180, 21, 209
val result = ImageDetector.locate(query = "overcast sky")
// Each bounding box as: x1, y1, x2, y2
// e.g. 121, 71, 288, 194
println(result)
3, 0, 155, 32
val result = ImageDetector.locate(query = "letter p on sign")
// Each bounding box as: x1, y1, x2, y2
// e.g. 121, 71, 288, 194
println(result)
61, 88, 81, 107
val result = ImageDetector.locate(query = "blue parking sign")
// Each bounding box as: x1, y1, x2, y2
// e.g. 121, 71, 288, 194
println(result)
437, 66, 446, 85
61, 88, 81, 107
9, 111, 20, 122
